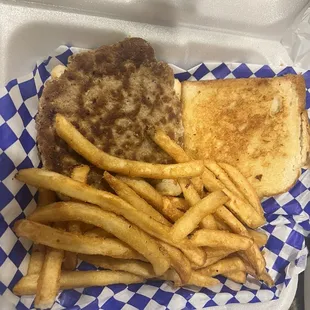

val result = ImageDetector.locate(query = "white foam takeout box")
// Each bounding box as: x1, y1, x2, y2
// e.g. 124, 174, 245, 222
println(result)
1, 1, 310, 309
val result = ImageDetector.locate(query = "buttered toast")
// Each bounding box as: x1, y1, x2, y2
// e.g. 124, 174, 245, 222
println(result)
182, 75, 309, 197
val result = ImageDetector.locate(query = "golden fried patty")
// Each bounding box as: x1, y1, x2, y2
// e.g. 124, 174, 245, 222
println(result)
36, 38, 183, 188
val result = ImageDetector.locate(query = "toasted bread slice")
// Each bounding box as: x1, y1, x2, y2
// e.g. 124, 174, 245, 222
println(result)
182, 75, 307, 197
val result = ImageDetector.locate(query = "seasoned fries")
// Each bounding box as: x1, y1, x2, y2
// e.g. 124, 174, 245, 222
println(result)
239, 253, 274, 287
178, 178, 201, 206
166, 197, 190, 211
158, 241, 192, 284
199, 257, 246, 277
27, 189, 56, 275
64, 166, 90, 270
215, 206, 266, 275
219, 162, 264, 217
224, 271, 247, 284
14, 271, 145, 296
116, 175, 164, 212
28, 198, 205, 266
14, 219, 144, 260
192, 255, 230, 270
170, 191, 228, 241
247, 229, 268, 248
191, 229, 253, 250
27, 244, 46, 275
178, 178, 218, 229
204, 247, 238, 258
188, 271, 221, 287
55, 114, 203, 179
152, 128, 191, 163
28, 189, 60, 308
152, 128, 203, 194
34, 247, 64, 309
12, 116, 275, 308
161, 269, 220, 287
84, 227, 113, 238
104, 172, 170, 225
202, 164, 265, 228
27, 203, 171, 276
79, 255, 155, 278
162, 197, 184, 222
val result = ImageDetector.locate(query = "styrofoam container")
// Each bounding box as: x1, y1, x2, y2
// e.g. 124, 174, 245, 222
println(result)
0, 1, 309, 309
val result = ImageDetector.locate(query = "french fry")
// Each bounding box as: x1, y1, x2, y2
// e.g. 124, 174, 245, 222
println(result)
13, 271, 144, 296
63, 165, 91, 270
205, 160, 247, 199
170, 191, 228, 242
151, 128, 203, 194
166, 197, 190, 211
84, 227, 113, 238
247, 229, 268, 248
219, 162, 264, 217
162, 197, 184, 222
223, 271, 246, 284
34, 247, 64, 309
55, 114, 203, 179
159, 269, 182, 287
154, 179, 182, 196
200, 215, 218, 230
27, 189, 56, 276
63, 220, 81, 271
16, 170, 205, 266
115, 175, 182, 223
204, 247, 238, 258
152, 128, 191, 163
79, 255, 154, 278
199, 257, 245, 277
259, 271, 275, 287
158, 241, 192, 284
14, 220, 145, 260
37, 189, 57, 207
28, 203, 170, 276
63, 251, 78, 271
27, 245, 46, 275
215, 206, 265, 275
191, 229, 253, 250
178, 178, 201, 206
202, 164, 265, 228
178, 178, 218, 230
191, 255, 229, 270
160, 269, 219, 287
238, 253, 274, 287
116, 175, 164, 212
178, 242, 206, 267
188, 270, 220, 287
104, 172, 170, 225
214, 218, 230, 231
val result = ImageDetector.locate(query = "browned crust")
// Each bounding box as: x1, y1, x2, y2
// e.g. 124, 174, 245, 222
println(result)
289, 74, 306, 112
182, 74, 305, 92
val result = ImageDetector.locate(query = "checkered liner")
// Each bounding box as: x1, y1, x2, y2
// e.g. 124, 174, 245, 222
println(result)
0, 46, 309, 310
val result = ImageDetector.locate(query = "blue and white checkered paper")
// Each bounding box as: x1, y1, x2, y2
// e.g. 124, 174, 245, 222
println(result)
0, 46, 310, 310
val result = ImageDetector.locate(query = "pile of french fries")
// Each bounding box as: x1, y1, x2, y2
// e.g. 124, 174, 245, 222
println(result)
12, 114, 273, 309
